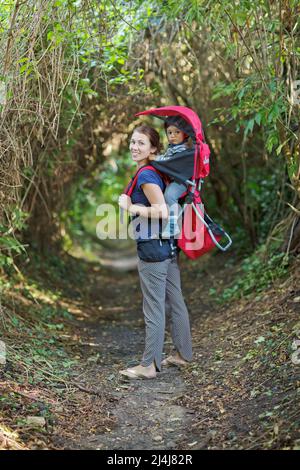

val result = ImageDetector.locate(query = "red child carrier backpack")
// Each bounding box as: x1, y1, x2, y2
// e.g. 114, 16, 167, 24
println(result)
124, 106, 232, 259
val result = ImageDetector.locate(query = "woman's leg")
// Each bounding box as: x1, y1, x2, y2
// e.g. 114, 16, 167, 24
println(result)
165, 257, 193, 362
138, 258, 170, 372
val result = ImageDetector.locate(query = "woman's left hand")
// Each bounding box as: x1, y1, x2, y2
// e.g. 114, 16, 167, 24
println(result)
118, 194, 132, 211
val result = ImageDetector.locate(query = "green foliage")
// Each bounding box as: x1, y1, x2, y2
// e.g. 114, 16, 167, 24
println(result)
0, 208, 28, 273
243, 165, 290, 244
206, 159, 291, 254
97, 151, 135, 205
211, 77, 288, 154
210, 243, 289, 303
1, 0, 299, 273
61, 149, 134, 247
0, 253, 85, 395
155, 0, 299, 189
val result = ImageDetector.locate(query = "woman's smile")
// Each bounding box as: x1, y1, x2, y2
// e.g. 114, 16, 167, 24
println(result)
129, 130, 157, 165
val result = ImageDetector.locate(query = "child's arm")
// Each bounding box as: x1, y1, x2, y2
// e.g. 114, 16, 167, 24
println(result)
149, 152, 166, 161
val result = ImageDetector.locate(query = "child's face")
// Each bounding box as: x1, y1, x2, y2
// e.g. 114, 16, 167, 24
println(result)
166, 126, 185, 145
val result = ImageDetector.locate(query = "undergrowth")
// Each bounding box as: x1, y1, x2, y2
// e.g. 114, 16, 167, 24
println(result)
210, 242, 290, 304
0, 252, 86, 449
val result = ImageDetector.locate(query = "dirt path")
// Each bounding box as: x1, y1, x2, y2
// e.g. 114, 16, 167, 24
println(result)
2, 249, 299, 450
51, 258, 203, 450
81, 318, 195, 450
57, 249, 299, 450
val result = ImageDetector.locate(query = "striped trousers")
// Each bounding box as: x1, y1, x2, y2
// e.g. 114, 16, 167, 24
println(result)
138, 256, 193, 371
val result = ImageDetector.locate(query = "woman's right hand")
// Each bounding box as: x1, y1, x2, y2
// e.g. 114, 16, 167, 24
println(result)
118, 194, 132, 211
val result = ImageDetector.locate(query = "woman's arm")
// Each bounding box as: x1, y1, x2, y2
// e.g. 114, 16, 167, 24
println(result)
119, 183, 168, 219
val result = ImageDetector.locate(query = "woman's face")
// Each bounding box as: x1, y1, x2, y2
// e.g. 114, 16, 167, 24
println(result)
129, 131, 156, 163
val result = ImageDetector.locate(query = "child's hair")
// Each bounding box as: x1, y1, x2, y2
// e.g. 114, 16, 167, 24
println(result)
133, 125, 162, 154
164, 116, 194, 148
165, 116, 194, 136
164, 116, 189, 134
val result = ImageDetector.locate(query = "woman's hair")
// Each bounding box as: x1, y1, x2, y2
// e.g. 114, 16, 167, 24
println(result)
133, 125, 162, 154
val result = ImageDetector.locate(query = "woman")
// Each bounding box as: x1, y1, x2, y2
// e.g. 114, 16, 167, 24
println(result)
118, 125, 193, 379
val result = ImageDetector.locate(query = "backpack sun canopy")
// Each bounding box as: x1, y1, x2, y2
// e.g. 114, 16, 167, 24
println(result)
135, 105, 210, 183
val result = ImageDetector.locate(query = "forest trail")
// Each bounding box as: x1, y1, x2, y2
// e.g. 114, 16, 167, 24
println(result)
45, 249, 299, 450
1, 249, 299, 450
1, 0, 300, 453
50, 252, 204, 450
77, 318, 195, 450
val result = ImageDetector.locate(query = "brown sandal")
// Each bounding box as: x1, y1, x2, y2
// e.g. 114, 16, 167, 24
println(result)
119, 368, 156, 380
161, 356, 189, 367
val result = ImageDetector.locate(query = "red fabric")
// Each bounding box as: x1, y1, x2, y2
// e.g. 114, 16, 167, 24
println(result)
136, 106, 204, 140
177, 194, 222, 260
124, 108, 228, 257
124, 165, 222, 259
135, 106, 210, 180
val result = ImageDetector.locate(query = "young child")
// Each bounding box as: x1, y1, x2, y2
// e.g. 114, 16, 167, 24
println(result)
150, 116, 193, 237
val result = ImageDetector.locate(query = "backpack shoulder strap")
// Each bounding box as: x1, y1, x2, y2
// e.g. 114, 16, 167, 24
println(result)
124, 165, 163, 197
